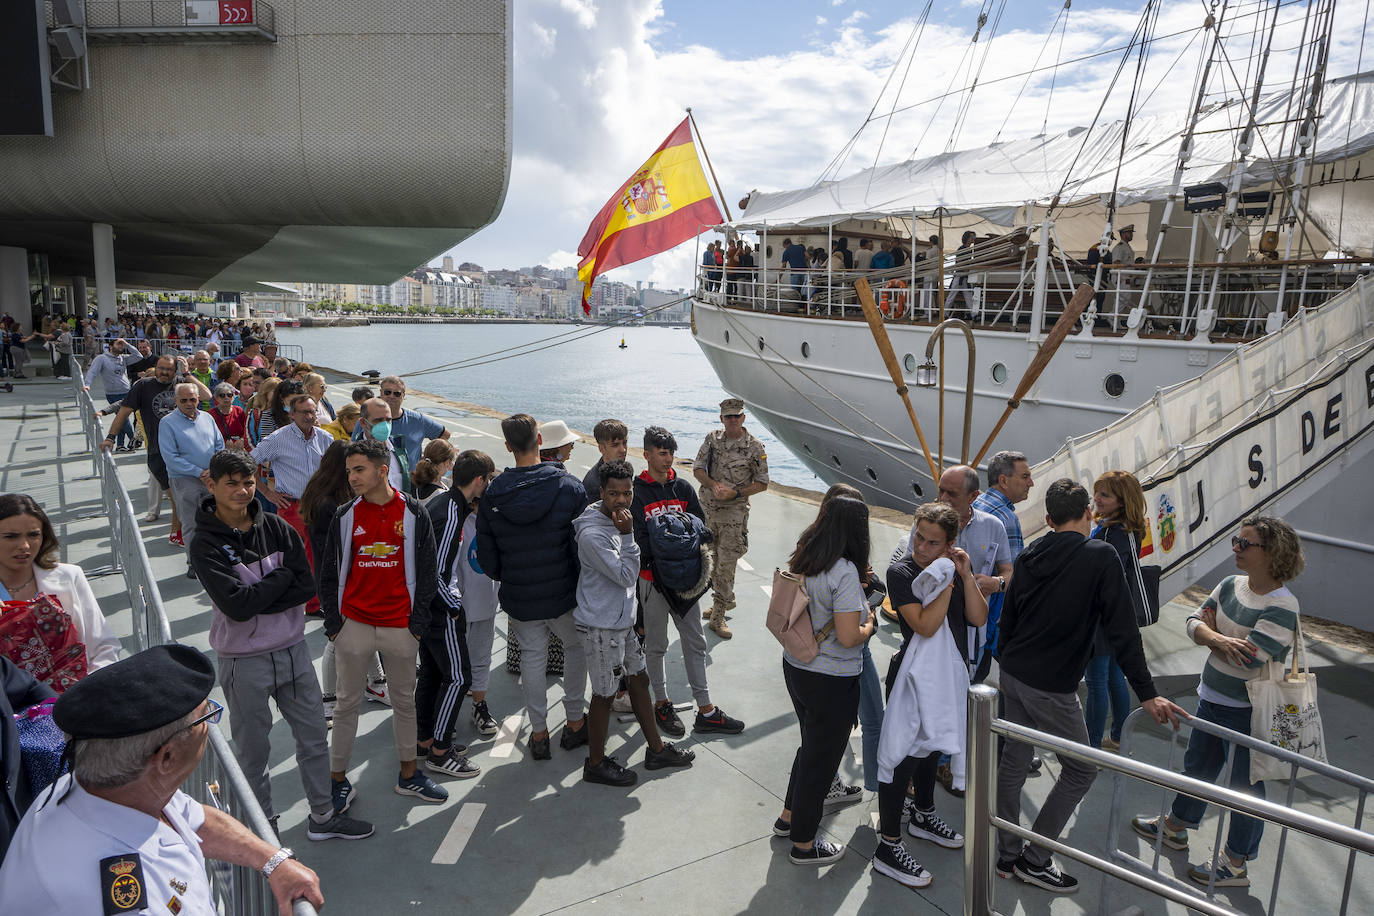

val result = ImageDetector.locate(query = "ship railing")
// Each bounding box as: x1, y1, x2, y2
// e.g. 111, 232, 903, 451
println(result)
964, 684, 1374, 916
696, 259, 1372, 341
66, 358, 319, 916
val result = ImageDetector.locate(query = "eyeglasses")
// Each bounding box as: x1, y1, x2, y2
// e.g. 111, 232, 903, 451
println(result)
161, 699, 223, 748
382, 389, 405, 397
1231, 536, 1263, 552
722, 413, 744, 419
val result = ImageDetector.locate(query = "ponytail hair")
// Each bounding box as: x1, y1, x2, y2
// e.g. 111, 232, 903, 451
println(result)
410, 438, 457, 487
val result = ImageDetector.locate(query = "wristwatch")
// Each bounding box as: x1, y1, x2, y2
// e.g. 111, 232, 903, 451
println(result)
260, 847, 296, 878
998, 576, 1006, 592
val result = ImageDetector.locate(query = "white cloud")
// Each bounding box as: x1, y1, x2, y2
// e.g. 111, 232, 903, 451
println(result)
441, 0, 1370, 289
815, 15, 827, 26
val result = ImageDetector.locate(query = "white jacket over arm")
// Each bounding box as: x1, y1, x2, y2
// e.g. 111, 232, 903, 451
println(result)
33, 563, 122, 669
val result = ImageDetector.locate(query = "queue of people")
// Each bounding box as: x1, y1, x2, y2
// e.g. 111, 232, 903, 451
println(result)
0, 342, 1320, 913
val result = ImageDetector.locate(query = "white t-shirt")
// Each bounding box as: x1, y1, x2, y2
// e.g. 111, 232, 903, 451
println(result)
457, 513, 500, 622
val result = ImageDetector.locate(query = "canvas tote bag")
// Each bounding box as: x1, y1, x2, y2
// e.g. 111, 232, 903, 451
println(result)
1246, 616, 1327, 782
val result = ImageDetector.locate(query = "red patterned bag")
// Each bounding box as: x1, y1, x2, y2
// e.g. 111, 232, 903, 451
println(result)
0, 593, 89, 693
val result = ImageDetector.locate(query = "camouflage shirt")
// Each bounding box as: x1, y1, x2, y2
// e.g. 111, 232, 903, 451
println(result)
693, 428, 769, 510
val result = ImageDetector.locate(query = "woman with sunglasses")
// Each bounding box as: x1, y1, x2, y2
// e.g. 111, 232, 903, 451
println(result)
208, 383, 247, 449
1132, 516, 1304, 888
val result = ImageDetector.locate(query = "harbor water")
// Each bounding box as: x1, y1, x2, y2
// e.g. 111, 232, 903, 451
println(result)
275, 322, 817, 489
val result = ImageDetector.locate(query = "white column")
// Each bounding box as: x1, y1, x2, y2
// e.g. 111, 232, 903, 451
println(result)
0, 247, 31, 333
93, 223, 117, 325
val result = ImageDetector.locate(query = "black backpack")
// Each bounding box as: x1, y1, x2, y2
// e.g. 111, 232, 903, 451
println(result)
644, 509, 713, 605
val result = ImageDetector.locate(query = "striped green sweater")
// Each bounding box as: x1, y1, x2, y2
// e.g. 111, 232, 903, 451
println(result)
1186, 575, 1299, 706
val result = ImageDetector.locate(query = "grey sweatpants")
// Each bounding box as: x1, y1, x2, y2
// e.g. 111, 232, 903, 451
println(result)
168, 475, 209, 555
466, 617, 496, 693
508, 611, 586, 734
220, 640, 333, 820
638, 578, 711, 708
996, 669, 1098, 867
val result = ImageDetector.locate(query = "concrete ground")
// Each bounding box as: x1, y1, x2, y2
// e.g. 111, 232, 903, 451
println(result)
2, 369, 1371, 915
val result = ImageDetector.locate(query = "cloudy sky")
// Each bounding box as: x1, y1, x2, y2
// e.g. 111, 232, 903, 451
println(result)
437, 0, 1370, 288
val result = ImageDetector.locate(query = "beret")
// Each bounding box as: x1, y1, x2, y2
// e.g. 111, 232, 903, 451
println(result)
54, 644, 215, 739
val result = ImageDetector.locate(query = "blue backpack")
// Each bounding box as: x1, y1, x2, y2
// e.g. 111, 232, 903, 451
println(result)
644, 509, 713, 600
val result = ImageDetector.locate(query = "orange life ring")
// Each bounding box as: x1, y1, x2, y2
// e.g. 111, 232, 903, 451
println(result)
881, 279, 908, 319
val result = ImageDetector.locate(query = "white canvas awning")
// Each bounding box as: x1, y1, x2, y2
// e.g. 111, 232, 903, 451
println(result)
738, 72, 1374, 255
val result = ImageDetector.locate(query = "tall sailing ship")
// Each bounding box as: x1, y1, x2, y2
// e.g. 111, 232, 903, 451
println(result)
691, 1, 1374, 624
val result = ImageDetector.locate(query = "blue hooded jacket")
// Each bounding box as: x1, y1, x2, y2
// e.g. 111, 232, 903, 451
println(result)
475, 462, 588, 621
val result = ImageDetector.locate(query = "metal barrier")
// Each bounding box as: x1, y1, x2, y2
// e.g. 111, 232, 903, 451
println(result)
964, 684, 1374, 916
67, 359, 319, 916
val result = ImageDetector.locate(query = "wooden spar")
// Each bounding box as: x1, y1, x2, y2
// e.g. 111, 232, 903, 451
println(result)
685, 108, 732, 223
971, 282, 1096, 468
855, 278, 941, 481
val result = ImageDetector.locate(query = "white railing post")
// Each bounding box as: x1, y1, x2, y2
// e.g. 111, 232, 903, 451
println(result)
965, 684, 998, 916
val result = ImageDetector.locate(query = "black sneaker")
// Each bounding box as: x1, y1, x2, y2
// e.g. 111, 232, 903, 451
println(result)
789, 838, 845, 866
530, 734, 552, 760
330, 778, 356, 816
559, 723, 589, 751
772, 817, 791, 838
822, 774, 863, 810
872, 838, 933, 888
306, 812, 375, 841
694, 706, 745, 734
644, 741, 695, 770
996, 855, 1020, 879
1014, 856, 1079, 894
907, 807, 964, 849
471, 700, 499, 738
584, 755, 637, 787
655, 701, 686, 737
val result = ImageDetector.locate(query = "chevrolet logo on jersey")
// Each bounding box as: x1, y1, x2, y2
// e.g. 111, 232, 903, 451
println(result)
358, 543, 399, 558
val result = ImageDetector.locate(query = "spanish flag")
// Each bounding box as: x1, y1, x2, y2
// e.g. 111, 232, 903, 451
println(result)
577, 118, 724, 313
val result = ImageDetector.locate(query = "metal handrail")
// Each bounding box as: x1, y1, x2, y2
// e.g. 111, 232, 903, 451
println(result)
67, 358, 319, 916
964, 684, 1374, 916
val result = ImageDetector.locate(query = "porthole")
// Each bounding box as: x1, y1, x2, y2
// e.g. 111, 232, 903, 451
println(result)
724, 329, 730, 344
903, 353, 917, 373
801, 341, 811, 358
866, 467, 878, 482
911, 481, 924, 498
1104, 372, 1126, 398
990, 362, 1008, 384
831, 454, 843, 468
758, 336, 766, 353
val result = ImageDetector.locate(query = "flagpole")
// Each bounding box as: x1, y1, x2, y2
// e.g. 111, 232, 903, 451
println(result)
686, 107, 733, 223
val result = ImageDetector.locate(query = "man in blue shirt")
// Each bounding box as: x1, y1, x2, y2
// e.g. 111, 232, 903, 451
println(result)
780, 238, 808, 289
376, 377, 449, 478
159, 383, 225, 577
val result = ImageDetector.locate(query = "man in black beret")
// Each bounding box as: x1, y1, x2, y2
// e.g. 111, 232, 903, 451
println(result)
0, 644, 324, 915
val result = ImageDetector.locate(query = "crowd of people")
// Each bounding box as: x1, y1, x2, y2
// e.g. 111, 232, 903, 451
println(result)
0, 330, 1313, 911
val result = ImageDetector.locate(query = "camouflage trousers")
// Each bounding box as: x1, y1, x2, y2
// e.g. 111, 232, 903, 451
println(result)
706, 506, 749, 615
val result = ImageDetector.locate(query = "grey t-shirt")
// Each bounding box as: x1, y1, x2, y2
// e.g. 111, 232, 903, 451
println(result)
783, 558, 867, 677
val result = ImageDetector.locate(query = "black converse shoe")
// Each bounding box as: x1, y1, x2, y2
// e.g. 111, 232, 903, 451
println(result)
907, 807, 964, 849
872, 838, 933, 888
471, 700, 499, 738
788, 838, 845, 866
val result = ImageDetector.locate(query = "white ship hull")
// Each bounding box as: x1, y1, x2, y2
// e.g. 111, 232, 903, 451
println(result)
691, 297, 1231, 506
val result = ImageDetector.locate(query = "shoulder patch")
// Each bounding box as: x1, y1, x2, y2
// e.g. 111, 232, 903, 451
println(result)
100, 854, 146, 914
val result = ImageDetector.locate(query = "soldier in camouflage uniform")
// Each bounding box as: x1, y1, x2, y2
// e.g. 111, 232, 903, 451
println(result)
692, 398, 769, 639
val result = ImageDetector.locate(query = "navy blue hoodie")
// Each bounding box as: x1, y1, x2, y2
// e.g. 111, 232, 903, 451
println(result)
475, 462, 588, 621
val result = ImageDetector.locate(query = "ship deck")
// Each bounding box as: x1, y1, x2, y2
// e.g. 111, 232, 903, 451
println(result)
3, 371, 1373, 915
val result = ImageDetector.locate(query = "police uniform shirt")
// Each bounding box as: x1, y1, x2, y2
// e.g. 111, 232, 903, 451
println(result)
1110, 239, 1135, 267
693, 429, 769, 510
0, 774, 214, 915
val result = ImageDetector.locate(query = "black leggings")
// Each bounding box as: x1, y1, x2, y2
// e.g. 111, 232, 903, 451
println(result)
878, 751, 941, 839
782, 660, 860, 844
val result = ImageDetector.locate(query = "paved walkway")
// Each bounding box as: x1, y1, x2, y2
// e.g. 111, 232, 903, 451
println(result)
2, 371, 1371, 915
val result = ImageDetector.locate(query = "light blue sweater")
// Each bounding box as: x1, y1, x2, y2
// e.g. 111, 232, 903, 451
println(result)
159, 409, 224, 479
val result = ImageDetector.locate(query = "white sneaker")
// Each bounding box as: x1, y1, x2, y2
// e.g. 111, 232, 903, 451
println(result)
365, 679, 391, 706
144, 510, 160, 523
611, 693, 633, 714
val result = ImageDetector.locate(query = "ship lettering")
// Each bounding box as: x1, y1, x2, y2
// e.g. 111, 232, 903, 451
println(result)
1248, 445, 1263, 489
1301, 393, 1344, 455
1365, 363, 1374, 407
1188, 480, 1206, 534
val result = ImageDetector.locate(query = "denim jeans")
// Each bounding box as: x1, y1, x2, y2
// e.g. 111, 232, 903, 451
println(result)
1170, 699, 1267, 861
857, 644, 885, 791
1084, 653, 1131, 748
105, 395, 134, 448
